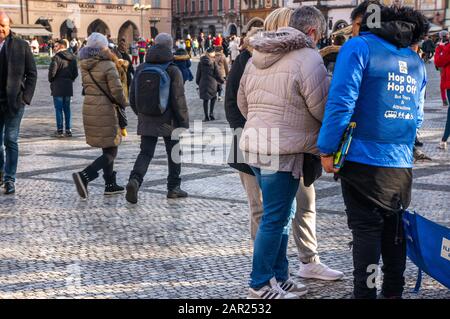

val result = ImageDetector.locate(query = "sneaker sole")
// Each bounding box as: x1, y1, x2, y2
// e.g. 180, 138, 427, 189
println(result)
72, 173, 88, 199
104, 190, 125, 196
126, 183, 138, 204
297, 272, 344, 281
291, 289, 308, 297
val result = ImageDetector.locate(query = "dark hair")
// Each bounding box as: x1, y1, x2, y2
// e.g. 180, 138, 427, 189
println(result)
351, 0, 381, 22
334, 34, 346, 46
56, 39, 67, 48
362, 5, 430, 44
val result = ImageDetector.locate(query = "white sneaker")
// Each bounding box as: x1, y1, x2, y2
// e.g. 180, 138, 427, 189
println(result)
297, 262, 344, 281
438, 141, 448, 150
248, 277, 299, 299
278, 278, 308, 297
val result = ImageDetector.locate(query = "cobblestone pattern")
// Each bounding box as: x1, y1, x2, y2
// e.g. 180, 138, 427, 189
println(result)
0, 62, 449, 299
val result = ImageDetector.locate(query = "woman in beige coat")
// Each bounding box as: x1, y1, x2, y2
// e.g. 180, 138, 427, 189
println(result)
238, 7, 332, 299
214, 46, 229, 101
72, 32, 128, 199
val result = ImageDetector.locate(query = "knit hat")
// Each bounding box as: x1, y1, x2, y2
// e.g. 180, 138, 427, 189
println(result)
155, 33, 173, 49
86, 32, 108, 49
206, 47, 214, 54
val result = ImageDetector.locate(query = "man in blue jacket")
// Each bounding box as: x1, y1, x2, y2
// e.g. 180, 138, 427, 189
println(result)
318, 5, 429, 299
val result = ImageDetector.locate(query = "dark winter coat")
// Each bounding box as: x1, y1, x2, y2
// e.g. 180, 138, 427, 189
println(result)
0, 34, 37, 115
196, 55, 224, 100
48, 50, 78, 97
173, 49, 194, 83
224, 49, 253, 175
130, 44, 189, 137
118, 48, 134, 88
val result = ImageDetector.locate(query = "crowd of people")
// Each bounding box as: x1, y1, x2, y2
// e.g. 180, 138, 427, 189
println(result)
0, 0, 446, 300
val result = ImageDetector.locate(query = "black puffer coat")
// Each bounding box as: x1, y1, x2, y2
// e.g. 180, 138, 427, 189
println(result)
129, 44, 189, 137
196, 55, 224, 100
48, 50, 78, 96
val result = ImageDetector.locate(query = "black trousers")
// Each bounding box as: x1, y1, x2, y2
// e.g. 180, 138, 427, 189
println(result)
86, 147, 118, 178
341, 179, 406, 299
130, 136, 181, 191
203, 97, 217, 117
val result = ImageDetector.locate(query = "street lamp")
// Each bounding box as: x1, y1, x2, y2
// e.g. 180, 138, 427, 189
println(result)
134, 3, 151, 39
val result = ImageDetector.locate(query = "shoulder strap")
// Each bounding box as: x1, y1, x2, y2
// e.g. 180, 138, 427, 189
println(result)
87, 69, 122, 107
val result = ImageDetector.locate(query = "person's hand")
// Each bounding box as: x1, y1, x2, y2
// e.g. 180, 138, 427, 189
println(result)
321, 155, 339, 174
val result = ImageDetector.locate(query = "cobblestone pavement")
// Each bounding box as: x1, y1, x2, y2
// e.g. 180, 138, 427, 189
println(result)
0, 60, 449, 299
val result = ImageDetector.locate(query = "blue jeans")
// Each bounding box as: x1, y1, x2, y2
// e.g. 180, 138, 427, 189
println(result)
0, 106, 25, 183
250, 167, 300, 289
53, 96, 71, 131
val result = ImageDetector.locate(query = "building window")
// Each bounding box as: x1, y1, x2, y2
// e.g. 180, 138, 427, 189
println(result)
258, 0, 263, 8
176, 0, 180, 13
218, 0, 223, 11
200, 0, 204, 12
184, 0, 188, 13
152, 0, 161, 8
191, 0, 195, 13
272, 0, 278, 6
133, 0, 139, 4
230, 0, 234, 9
208, 0, 212, 14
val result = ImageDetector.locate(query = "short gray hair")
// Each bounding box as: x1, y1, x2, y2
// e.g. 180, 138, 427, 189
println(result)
155, 33, 173, 49
289, 6, 326, 37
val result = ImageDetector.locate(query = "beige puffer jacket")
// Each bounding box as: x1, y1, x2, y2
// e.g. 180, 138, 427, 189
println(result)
237, 27, 329, 156
79, 47, 128, 148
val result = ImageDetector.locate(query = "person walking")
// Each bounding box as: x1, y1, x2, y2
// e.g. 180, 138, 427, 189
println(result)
198, 33, 205, 54
318, 5, 428, 299
125, 33, 189, 203
138, 38, 147, 64
435, 31, 450, 150
72, 32, 128, 199
173, 48, 194, 84
196, 47, 224, 121
185, 34, 192, 57
118, 38, 134, 91
192, 38, 199, 57
214, 46, 229, 102
0, 11, 37, 194
229, 36, 240, 65
48, 39, 78, 138
436, 31, 449, 107
237, 6, 330, 299
131, 41, 139, 65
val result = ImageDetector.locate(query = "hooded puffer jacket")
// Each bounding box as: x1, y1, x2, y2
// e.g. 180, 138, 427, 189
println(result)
237, 27, 329, 157
79, 46, 128, 148
196, 54, 224, 100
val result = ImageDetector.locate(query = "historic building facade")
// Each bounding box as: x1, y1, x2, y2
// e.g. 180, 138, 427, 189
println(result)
287, 0, 448, 37
171, 0, 239, 39
1, 0, 172, 42
240, 0, 284, 33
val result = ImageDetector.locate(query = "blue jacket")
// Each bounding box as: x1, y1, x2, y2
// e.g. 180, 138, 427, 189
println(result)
318, 33, 427, 168
174, 59, 194, 83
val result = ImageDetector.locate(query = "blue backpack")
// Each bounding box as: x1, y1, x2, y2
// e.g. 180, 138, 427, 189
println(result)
403, 211, 450, 292
134, 62, 171, 116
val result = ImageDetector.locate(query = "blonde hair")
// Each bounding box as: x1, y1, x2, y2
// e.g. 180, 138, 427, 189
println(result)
263, 7, 294, 31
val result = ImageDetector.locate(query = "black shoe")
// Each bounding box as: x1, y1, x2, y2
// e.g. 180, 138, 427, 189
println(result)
65, 130, 73, 137
4, 181, 15, 195
72, 169, 98, 199
209, 114, 215, 121
54, 130, 64, 138
203, 117, 210, 122
126, 178, 140, 204
0, 171, 3, 187
104, 171, 125, 195
167, 186, 188, 199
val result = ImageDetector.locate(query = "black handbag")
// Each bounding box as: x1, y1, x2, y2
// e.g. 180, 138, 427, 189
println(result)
303, 153, 322, 187
87, 70, 127, 128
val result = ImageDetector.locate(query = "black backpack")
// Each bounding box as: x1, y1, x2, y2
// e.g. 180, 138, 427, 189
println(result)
133, 62, 171, 116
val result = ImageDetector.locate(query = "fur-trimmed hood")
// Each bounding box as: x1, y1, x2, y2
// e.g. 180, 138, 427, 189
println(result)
250, 27, 315, 69
78, 46, 113, 70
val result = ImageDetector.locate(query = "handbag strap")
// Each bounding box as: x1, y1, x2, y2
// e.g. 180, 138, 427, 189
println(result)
87, 69, 122, 107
